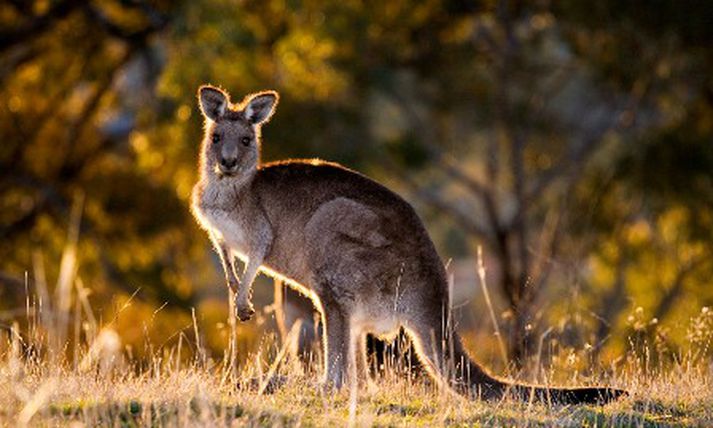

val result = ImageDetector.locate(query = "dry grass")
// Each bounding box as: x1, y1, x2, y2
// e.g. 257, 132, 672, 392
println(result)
1, 345, 711, 427
1, 224, 712, 426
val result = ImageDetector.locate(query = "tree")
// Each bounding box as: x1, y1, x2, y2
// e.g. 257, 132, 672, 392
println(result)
2, 0, 712, 366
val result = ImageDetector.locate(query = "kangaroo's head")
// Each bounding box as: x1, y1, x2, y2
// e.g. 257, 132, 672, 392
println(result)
197, 85, 278, 178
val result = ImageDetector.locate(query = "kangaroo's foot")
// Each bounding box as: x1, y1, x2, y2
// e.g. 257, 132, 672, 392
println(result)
236, 300, 255, 322
318, 377, 348, 394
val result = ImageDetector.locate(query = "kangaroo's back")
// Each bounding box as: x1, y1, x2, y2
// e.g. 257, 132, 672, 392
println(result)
252, 160, 445, 292
253, 159, 423, 232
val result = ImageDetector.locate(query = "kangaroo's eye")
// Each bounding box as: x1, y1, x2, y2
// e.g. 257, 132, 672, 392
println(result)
211, 133, 220, 144
241, 136, 251, 146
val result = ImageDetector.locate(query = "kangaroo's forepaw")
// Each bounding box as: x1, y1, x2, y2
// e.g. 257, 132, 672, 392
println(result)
236, 303, 255, 321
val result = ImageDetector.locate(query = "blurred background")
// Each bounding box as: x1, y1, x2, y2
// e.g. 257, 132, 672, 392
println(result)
1, 0, 712, 372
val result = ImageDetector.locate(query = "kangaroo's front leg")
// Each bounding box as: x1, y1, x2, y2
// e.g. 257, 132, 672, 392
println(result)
236, 224, 272, 321
235, 251, 264, 321
211, 233, 240, 294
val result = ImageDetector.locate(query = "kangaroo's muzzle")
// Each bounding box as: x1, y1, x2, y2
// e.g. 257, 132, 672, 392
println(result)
219, 157, 239, 175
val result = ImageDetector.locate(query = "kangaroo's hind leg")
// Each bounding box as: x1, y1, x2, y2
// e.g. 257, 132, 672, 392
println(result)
319, 296, 350, 388
305, 197, 395, 389
355, 330, 372, 386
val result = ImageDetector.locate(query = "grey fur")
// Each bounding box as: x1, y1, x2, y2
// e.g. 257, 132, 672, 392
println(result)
191, 86, 625, 403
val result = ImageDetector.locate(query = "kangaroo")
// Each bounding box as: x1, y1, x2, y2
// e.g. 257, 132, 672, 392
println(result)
191, 85, 626, 404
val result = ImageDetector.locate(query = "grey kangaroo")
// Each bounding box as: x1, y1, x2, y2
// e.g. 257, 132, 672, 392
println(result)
191, 85, 625, 404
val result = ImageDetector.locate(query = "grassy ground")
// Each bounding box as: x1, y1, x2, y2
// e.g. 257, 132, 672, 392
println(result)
1, 337, 711, 427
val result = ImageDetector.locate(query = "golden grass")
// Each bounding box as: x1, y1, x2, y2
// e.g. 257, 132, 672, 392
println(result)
1, 224, 711, 426
1, 347, 711, 427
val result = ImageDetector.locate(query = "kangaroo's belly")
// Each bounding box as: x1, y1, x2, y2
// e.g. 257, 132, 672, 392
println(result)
352, 307, 401, 341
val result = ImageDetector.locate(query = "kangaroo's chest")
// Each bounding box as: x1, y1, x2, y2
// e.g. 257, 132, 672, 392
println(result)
201, 206, 250, 253
193, 179, 253, 253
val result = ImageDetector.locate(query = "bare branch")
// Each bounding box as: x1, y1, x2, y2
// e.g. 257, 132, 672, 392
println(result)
0, 0, 83, 53
524, 75, 654, 210
435, 155, 490, 200
382, 87, 503, 231
84, 3, 168, 44
524, 132, 607, 206
393, 167, 493, 243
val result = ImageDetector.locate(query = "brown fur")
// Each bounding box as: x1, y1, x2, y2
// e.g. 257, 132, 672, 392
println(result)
191, 85, 626, 403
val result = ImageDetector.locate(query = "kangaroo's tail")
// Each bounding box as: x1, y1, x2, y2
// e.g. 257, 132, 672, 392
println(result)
407, 316, 626, 405
507, 383, 627, 405
455, 332, 626, 404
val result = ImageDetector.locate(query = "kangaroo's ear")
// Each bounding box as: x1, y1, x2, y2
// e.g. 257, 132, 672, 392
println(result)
198, 85, 229, 121
244, 91, 279, 125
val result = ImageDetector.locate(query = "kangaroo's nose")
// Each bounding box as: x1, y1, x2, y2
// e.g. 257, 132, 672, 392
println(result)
221, 157, 237, 170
